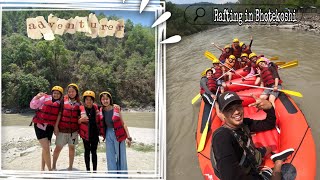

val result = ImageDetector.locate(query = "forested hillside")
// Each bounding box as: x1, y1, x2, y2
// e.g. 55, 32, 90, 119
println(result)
1, 10, 155, 109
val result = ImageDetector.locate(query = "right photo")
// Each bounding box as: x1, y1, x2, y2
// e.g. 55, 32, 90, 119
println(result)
166, 1, 319, 180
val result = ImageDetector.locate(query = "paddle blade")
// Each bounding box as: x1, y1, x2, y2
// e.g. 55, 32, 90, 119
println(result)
275, 61, 286, 66
279, 62, 298, 69
192, 93, 201, 104
280, 89, 303, 97
270, 56, 279, 60
197, 121, 209, 152
204, 51, 218, 61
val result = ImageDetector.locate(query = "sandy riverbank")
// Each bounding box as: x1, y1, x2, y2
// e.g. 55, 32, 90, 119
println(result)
1, 126, 157, 173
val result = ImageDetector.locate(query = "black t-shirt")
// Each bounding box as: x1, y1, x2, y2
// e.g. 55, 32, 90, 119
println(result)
85, 107, 98, 139
212, 108, 276, 180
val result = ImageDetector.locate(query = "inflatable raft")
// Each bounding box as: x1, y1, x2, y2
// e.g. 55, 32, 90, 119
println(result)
196, 76, 316, 180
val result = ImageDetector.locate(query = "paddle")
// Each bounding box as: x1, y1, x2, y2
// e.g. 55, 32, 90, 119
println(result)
230, 82, 303, 97
197, 86, 220, 152
192, 69, 230, 105
269, 56, 279, 60
275, 61, 286, 66
192, 93, 201, 104
279, 60, 298, 69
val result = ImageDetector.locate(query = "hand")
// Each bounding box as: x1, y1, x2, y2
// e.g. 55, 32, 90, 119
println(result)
211, 94, 216, 100
78, 116, 89, 124
256, 68, 261, 74
36, 92, 47, 99
126, 137, 132, 147
54, 126, 59, 136
248, 94, 273, 110
273, 86, 278, 92
250, 35, 253, 40
211, 42, 215, 45
113, 104, 120, 109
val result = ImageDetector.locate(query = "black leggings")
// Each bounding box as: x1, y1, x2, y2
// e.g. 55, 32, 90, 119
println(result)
82, 138, 99, 171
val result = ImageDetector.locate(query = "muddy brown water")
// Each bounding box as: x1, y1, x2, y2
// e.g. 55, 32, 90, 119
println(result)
167, 25, 320, 179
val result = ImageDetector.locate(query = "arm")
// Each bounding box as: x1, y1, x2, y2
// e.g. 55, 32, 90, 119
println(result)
211, 42, 224, 52
30, 93, 46, 109
212, 130, 256, 180
120, 112, 132, 147
200, 78, 213, 95
246, 98, 276, 132
249, 36, 253, 48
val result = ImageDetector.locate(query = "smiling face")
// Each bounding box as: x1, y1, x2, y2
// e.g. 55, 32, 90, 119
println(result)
52, 90, 62, 100
206, 70, 213, 78
67, 86, 77, 99
222, 101, 244, 129
100, 94, 111, 107
84, 96, 94, 108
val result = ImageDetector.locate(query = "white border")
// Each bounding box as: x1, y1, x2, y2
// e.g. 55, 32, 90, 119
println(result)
0, 1, 166, 179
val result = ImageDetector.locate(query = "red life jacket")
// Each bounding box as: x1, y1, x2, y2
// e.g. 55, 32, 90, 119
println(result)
219, 50, 232, 63
32, 95, 61, 126
242, 46, 252, 55
99, 107, 127, 142
260, 67, 282, 87
232, 43, 242, 58
213, 67, 223, 79
200, 77, 217, 95
79, 104, 102, 141
59, 96, 80, 133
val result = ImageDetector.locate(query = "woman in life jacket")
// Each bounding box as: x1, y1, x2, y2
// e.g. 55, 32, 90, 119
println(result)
231, 38, 242, 59
52, 83, 81, 171
256, 58, 283, 108
99, 91, 132, 174
240, 36, 253, 55
211, 59, 226, 91
200, 68, 223, 118
222, 55, 236, 81
30, 86, 63, 171
78, 90, 102, 172
212, 42, 233, 63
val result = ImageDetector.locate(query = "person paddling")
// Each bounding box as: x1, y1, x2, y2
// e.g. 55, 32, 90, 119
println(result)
211, 91, 294, 180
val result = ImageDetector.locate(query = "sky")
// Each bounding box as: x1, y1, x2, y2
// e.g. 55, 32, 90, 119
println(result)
167, 0, 238, 4
94, 10, 155, 27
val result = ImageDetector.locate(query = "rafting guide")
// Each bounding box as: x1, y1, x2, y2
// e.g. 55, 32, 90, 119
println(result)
212, 8, 297, 25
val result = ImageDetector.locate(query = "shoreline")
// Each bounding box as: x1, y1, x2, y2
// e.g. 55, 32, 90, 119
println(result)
1, 126, 156, 172
245, 13, 320, 34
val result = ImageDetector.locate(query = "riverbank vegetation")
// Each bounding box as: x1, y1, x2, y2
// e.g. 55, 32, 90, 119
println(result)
2, 10, 155, 110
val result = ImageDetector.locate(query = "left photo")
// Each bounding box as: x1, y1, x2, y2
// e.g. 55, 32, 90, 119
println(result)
1, 2, 161, 178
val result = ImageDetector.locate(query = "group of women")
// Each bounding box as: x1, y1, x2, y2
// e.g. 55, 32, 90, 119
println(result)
30, 83, 132, 173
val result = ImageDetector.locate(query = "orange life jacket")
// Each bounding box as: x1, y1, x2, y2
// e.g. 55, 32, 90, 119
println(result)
79, 104, 102, 141
32, 95, 61, 126
59, 96, 80, 133
232, 43, 242, 58
99, 107, 127, 142
200, 77, 217, 95
260, 67, 282, 87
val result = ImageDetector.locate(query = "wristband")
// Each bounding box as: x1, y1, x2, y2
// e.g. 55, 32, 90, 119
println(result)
127, 137, 132, 141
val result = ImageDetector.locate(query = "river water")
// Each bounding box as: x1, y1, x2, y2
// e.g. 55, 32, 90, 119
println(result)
166, 25, 320, 179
